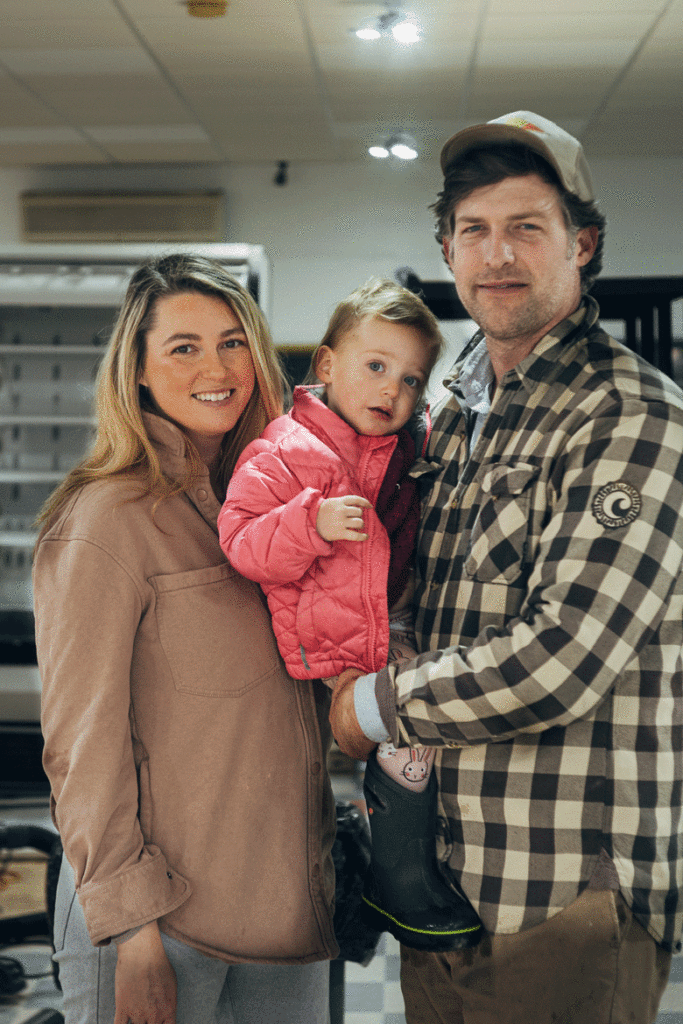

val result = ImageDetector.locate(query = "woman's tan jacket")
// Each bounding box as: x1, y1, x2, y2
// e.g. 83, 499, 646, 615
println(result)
33, 414, 338, 964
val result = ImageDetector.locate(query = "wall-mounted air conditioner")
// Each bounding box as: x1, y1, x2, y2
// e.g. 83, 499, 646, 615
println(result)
20, 192, 225, 243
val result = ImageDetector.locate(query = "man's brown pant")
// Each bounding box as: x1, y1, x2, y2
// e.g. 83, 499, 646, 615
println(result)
400, 888, 672, 1024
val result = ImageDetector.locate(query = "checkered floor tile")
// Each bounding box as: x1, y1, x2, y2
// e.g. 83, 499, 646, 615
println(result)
342, 935, 683, 1024
343, 933, 407, 1024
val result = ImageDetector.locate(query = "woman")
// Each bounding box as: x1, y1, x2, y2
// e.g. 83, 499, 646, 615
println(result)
33, 254, 337, 1024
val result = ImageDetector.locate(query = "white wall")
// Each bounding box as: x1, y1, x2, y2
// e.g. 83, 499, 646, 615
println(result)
0, 154, 681, 353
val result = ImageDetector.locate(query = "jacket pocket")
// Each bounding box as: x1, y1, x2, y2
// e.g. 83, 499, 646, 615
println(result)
465, 462, 540, 584
151, 563, 279, 696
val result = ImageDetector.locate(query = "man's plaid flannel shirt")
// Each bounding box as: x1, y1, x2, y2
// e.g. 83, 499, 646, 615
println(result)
373, 296, 683, 951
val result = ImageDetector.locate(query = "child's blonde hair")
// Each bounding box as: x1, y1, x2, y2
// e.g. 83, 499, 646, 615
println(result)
305, 278, 445, 388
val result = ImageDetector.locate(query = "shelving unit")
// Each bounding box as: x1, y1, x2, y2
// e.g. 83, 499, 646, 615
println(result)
0, 244, 270, 669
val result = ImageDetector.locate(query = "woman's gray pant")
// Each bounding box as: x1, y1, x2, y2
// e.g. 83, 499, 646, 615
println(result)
53, 854, 330, 1024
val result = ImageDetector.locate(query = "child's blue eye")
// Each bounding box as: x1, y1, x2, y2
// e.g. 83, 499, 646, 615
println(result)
368, 361, 384, 372
404, 376, 420, 388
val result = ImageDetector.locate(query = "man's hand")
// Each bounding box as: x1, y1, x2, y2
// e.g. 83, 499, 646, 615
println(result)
114, 920, 177, 1024
316, 495, 372, 542
330, 669, 377, 761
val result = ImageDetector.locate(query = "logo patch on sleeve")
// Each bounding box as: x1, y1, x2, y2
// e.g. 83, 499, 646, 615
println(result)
592, 481, 641, 528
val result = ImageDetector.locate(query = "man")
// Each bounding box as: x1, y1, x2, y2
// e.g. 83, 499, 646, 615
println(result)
330, 112, 683, 1023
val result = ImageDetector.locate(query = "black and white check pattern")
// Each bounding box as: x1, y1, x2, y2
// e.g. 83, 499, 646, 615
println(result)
374, 297, 683, 952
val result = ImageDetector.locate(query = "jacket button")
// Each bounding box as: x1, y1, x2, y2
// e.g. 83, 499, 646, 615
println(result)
197, 488, 208, 501
167, 872, 173, 879
311, 761, 321, 775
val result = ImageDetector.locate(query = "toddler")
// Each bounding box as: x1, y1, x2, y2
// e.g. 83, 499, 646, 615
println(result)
218, 278, 482, 950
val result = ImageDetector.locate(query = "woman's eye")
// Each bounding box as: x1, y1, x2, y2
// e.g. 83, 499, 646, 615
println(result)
172, 344, 194, 355
222, 337, 246, 349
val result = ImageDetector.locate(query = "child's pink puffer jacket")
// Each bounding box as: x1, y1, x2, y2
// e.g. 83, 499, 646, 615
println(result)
218, 386, 414, 679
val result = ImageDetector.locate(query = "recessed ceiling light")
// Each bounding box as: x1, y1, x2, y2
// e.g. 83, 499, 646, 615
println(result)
353, 9, 421, 45
356, 26, 381, 40
390, 141, 418, 160
391, 19, 420, 44
369, 134, 419, 161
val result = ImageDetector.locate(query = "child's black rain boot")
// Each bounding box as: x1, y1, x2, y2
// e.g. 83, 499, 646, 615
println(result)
361, 750, 483, 951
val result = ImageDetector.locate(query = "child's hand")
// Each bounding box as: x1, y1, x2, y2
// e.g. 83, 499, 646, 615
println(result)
316, 495, 372, 542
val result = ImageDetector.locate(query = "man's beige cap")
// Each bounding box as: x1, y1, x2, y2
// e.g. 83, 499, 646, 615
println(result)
440, 111, 594, 202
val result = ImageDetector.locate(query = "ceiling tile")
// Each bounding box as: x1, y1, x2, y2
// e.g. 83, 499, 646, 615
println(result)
98, 142, 222, 163
581, 107, 683, 156
17, 77, 194, 126
0, 72, 65, 128
484, 12, 660, 40
477, 37, 634, 68
486, 0, 664, 12
0, 21, 135, 49
85, 124, 211, 144
0, 48, 158, 76
0, 142, 109, 166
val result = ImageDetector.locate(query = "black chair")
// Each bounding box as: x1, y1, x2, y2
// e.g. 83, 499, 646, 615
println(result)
0, 822, 62, 990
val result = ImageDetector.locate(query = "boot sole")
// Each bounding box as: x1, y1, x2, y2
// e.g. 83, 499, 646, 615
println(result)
361, 894, 483, 952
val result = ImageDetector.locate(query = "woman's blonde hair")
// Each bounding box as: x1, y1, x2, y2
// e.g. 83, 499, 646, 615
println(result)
305, 277, 445, 388
37, 253, 284, 533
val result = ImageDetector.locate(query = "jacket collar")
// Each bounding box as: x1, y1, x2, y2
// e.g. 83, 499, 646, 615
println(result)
445, 295, 600, 399
290, 385, 398, 462
143, 411, 195, 479
142, 411, 220, 528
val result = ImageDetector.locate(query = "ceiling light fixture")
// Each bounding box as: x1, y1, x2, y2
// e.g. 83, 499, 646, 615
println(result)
354, 8, 421, 44
390, 139, 418, 159
368, 134, 418, 161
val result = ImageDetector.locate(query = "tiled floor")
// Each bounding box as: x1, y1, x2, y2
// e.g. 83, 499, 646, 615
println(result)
343, 934, 683, 1024
1, 936, 682, 1023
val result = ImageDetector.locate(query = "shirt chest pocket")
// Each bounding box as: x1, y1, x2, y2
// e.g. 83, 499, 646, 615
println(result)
151, 563, 279, 696
465, 462, 540, 584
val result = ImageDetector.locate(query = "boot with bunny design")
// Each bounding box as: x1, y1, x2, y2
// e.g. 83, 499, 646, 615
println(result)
361, 750, 483, 951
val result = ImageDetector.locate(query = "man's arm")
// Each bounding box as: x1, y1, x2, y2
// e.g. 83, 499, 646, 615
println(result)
340, 399, 683, 750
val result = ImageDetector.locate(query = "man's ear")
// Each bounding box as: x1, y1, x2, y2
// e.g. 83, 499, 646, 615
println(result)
442, 236, 453, 265
315, 345, 334, 384
575, 225, 599, 267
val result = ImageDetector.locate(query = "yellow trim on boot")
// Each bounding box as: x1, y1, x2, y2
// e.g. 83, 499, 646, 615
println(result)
361, 895, 481, 936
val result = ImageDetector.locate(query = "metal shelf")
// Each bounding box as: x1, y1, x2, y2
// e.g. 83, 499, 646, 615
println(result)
0, 345, 105, 356
0, 470, 64, 483
0, 242, 271, 316
0, 532, 37, 548
0, 415, 95, 426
